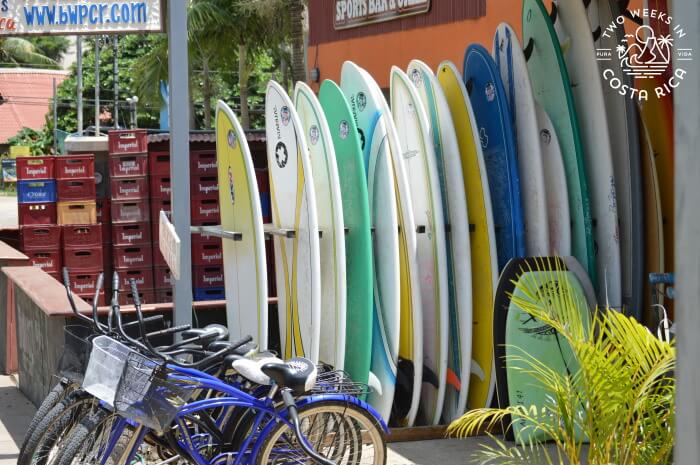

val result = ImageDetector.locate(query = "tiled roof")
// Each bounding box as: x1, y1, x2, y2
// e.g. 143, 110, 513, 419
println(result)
0, 68, 69, 143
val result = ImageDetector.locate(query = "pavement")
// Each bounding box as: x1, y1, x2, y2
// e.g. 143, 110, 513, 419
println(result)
0, 376, 34, 465
0, 195, 17, 229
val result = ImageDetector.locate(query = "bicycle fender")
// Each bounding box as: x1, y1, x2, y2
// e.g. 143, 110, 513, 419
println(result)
295, 395, 389, 432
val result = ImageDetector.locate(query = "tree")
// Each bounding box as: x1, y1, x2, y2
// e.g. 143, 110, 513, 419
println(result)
0, 38, 56, 67
27, 37, 71, 64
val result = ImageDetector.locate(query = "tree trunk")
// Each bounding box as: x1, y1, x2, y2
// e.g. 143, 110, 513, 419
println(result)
202, 54, 212, 129
280, 49, 289, 93
290, 0, 306, 83
239, 44, 250, 129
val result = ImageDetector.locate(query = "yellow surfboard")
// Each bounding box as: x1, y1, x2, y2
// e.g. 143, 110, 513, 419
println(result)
437, 61, 499, 409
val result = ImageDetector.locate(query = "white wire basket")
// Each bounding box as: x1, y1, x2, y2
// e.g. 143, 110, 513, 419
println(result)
82, 335, 133, 406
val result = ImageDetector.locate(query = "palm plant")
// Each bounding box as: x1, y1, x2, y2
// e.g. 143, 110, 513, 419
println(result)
448, 266, 675, 465
0, 37, 57, 67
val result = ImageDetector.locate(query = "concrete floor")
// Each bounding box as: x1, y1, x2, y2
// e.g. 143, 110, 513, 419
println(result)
0, 376, 33, 465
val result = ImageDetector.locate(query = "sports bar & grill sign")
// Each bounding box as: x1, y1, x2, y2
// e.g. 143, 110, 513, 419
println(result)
0, 0, 162, 35
334, 0, 430, 29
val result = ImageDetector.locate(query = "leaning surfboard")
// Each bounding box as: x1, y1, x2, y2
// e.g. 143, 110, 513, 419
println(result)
215, 101, 268, 347
391, 66, 449, 426
437, 60, 498, 411
408, 59, 472, 423
294, 82, 347, 369
265, 80, 321, 362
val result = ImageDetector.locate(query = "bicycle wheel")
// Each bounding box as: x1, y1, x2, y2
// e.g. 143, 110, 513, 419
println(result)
54, 409, 133, 465
18, 389, 94, 465
255, 401, 386, 465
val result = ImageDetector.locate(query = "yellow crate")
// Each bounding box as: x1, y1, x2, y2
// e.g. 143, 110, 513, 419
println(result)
57, 201, 97, 225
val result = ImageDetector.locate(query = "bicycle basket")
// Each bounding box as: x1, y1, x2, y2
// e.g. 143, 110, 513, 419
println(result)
82, 335, 133, 406
56, 325, 93, 383
311, 369, 371, 397
114, 351, 197, 432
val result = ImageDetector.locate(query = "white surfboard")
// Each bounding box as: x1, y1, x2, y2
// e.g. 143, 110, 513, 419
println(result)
493, 22, 550, 256
391, 67, 449, 426
215, 101, 268, 347
265, 80, 321, 362
535, 103, 571, 256
407, 60, 472, 422
294, 82, 347, 369
553, 0, 622, 309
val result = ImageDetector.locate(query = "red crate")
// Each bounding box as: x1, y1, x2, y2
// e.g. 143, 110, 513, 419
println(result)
192, 239, 223, 266
149, 175, 171, 199
112, 222, 151, 246
109, 153, 148, 178
96, 198, 111, 224
68, 271, 102, 295
191, 198, 220, 222
79, 292, 106, 308
114, 267, 154, 291
63, 224, 102, 248
150, 199, 171, 239
16, 156, 54, 180
63, 247, 103, 271
149, 151, 170, 176
26, 248, 61, 273
190, 151, 217, 175
20, 225, 61, 250
191, 175, 219, 199
56, 155, 95, 180
48, 272, 61, 283
108, 129, 147, 155
18, 202, 57, 226
111, 199, 150, 223
113, 244, 153, 269
57, 178, 96, 202
153, 266, 173, 288
153, 243, 166, 267
193, 265, 225, 288
110, 176, 149, 201
119, 289, 155, 306
154, 288, 172, 304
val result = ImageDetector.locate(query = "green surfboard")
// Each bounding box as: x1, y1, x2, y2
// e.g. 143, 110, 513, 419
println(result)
522, 0, 595, 284
318, 80, 373, 385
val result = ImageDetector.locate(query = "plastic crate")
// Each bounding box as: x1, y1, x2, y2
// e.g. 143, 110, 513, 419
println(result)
154, 288, 173, 304
68, 271, 102, 295
16, 156, 55, 180
57, 201, 97, 225
96, 199, 111, 224
109, 153, 148, 178
113, 244, 153, 269
111, 176, 149, 201
56, 155, 95, 180
18, 180, 57, 203
57, 178, 96, 202
118, 289, 155, 306
111, 199, 150, 223
149, 151, 170, 176
191, 198, 220, 222
191, 239, 223, 266
193, 265, 225, 288
108, 129, 147, 155
79, 291, 106, 308
114, 267, 154, 292
193, 287, 225, 301
190, 151, 217, 175
191, 175, 218, 199
26, 248, 61, 273
152, 243, 166, 268
63, 224, 102, 248
94, 152, 110, 199
149, 175, 171, 199
18, 202, 57, 226
63, 247, 103, 271
150, 199, 171, 239
20, 225, 61, 250
112, 222, 151, 246
153, 266, 173, 288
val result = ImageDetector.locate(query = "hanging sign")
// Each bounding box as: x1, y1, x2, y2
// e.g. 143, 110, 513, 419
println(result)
0, 0, 163, 36
334, 0, 430, 30
159, 210, 181, 280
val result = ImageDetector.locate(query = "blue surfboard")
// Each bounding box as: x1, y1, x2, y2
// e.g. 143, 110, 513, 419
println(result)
463, 44, 525, 271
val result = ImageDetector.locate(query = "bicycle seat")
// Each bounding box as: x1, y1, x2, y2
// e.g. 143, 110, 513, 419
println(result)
261, 358, 318, 395
232, 354, 284, 385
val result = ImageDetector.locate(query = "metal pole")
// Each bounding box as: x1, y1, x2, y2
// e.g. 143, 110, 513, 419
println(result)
76, 36, 83, 136
52, 78, 57, 155
167, 0, 193, 328
94, 36, 100, 135
113, 35, 119, 128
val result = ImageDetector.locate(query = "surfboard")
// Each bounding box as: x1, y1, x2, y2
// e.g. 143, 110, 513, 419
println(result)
407, 60, 472, 423
317, 79, 373, 386
552, 0, 622, 309
493, 23, 550, 257
341, 61, 424, 427
437, 60, 498, 412
294, 82, 347, 369
522, 0, 596, 282
535, 103, 571, 256
590, 0, 644, 319
215, 101, 268, 347
265, 80, 321, 362
463, 44, 525, 272
494, 256, 594, 444
391, 67, 449, 426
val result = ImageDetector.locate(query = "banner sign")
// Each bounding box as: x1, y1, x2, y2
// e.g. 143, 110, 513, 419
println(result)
334, 0, 430, 30
0, 0, 163, 36
159, 210, 181, 280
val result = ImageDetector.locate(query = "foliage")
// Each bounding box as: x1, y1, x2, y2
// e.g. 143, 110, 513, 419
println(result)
27, 37, 71, 63
6, 127, 53, 155
447, 265, 675, 465
0, 37, 56, 67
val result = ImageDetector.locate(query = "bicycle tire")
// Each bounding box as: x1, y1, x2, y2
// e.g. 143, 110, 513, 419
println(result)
53, 408, 132, 465
255, 401, 387, 465
17, 389, 92, 465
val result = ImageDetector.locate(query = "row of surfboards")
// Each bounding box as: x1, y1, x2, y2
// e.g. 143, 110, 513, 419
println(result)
214, 0, 671, 427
